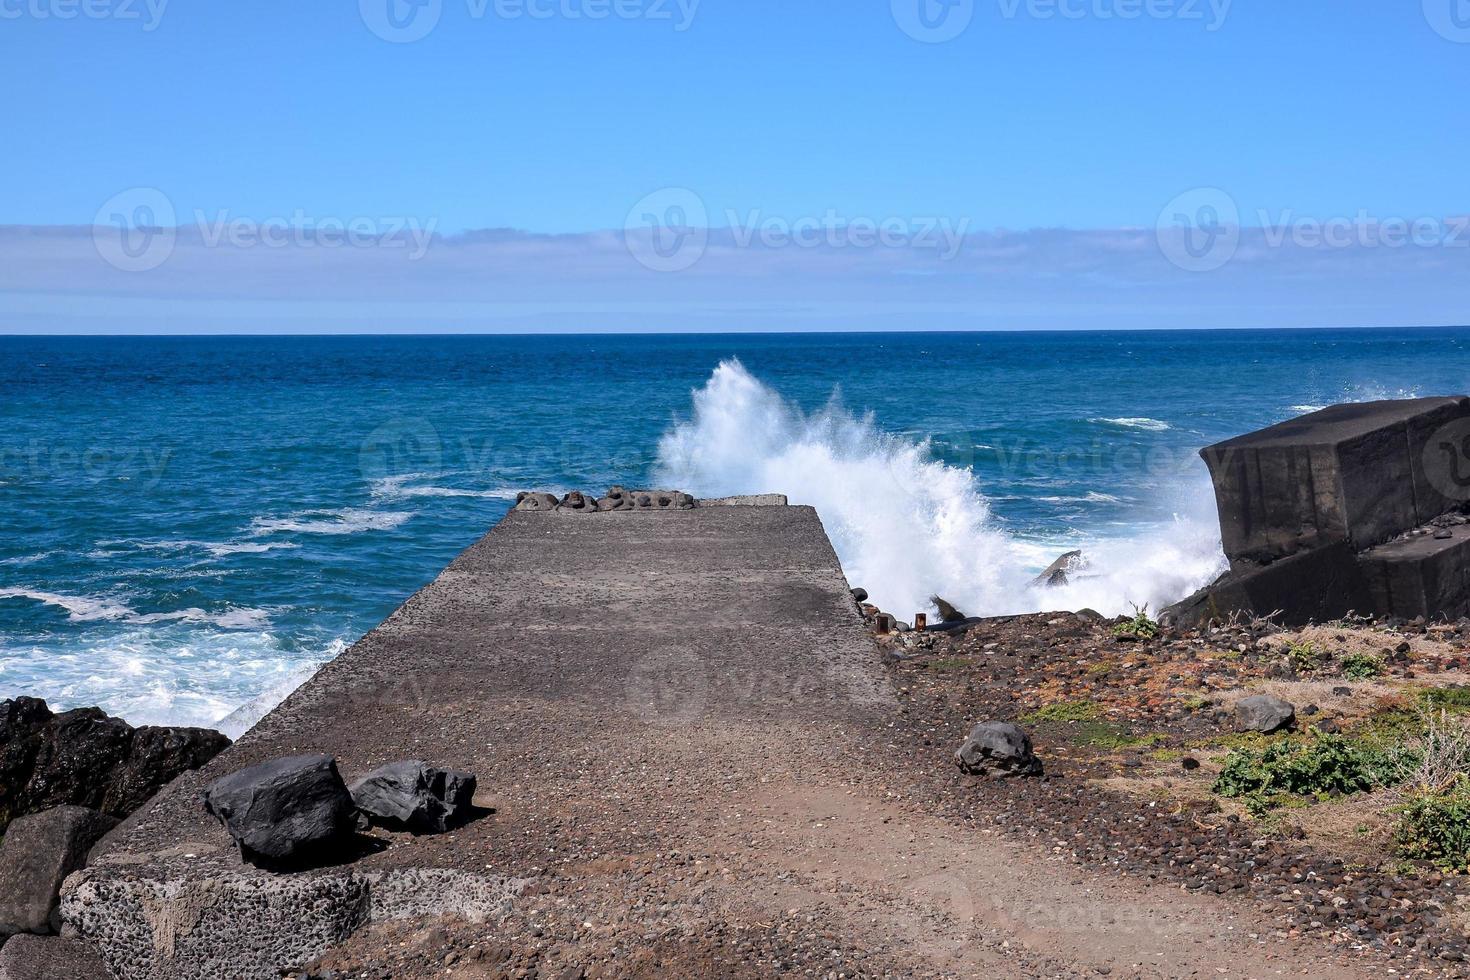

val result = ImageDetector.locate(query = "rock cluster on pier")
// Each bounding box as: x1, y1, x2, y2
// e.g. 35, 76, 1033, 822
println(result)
1166, 396, 1470, 626
514, 486, 696, 513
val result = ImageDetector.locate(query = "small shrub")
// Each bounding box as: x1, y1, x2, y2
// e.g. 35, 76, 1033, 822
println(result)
1213, 732, 1408, 812
1284, 640, 1323, 674
1422, 687, 1470, 712
1341, 652, 1384, 680
1403, 710, 1470, 794
1396, 779, 1470, 872
1111, 604, 1159, 640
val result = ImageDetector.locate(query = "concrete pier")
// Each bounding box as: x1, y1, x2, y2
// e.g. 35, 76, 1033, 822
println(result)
63, 500, 891, 979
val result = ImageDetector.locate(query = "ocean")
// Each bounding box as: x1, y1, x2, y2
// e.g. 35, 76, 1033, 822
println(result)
2, 328, 1466, 734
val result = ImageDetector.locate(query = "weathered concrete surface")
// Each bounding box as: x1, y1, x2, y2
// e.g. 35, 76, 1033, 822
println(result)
1163, 541, 1371, 628
1172, 397, 1470, 626
1201, 396, 1470, 563
64, 504, 891, 979
0, 934, 109, 980
1360, 524, 1470, 621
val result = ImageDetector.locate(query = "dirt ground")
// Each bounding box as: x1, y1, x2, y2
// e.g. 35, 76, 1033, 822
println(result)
301, 610, 1470, 979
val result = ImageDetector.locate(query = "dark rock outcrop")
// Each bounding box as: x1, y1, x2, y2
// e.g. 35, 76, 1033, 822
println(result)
0, 806, 118, 936
558, 490, 596, 512
1030, 550, 1084, 589
0, 934, 110, 980
513, 491, 559, 512
202, 754, 356, 867
928, 595, 967, 623
1234, 694, 1296, 733
348, 760, 477, 833
0, 698, 229, 835
954, 721, 1042, 778
106, 725, 230, 816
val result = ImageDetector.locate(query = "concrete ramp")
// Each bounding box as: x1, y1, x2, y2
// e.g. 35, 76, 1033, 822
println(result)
64, 502, 891, 979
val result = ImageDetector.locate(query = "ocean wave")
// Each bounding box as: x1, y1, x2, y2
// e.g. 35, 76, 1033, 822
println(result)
369, 474, 522, 501
1290, 404, 1327, 414
654, 360, 1224, 618
1091, 417, 1172, 432
0, 628, 339, 732
0, 588, 270, 629
0, 588, 134, 622
0, 552, 52, 566
1037, 492, 1126, 505
114, 538, 303, 558
249, 507, 413, 536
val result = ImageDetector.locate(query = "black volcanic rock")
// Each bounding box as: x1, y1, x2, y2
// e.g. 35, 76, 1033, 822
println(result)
0, 697, 52, 830
349, 760, 477, 833
954, 721, 1042, 778
107, 725, 231, 816
0, 698, 230, 834
26, 708, 134, 812
203, 754, 356, 866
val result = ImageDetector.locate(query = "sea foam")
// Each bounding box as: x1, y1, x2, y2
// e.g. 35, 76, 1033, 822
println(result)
654, 360, 1226, 620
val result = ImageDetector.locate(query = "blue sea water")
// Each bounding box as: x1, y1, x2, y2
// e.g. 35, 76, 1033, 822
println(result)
2, 328, 1467, 732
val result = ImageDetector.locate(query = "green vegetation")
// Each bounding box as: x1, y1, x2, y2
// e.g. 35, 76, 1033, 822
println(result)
1396, 779, 1470, 872
1180, 695, 1211, 711
1111, 604, 1159, 640
1071, 723, 1162, 750
1340, 652, 1384, 680
1284, 640, 1323, 674
1022, 700, 1100, 723
1020, 700, 1159, 750
1212, 731, 1411, 816
1421, 687, 1470, 712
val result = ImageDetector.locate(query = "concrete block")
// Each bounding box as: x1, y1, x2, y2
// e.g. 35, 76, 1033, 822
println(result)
1162, 542, 1371, 627
1200, 396, 1470, 562
0, 806, 118, 937
1359, 525, 1470, 620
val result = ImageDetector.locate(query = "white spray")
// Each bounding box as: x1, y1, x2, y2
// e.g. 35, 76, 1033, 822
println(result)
654, 360, 1227, 620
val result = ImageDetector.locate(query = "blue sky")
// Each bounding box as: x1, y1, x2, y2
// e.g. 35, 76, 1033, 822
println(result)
1, 2, 1467, 332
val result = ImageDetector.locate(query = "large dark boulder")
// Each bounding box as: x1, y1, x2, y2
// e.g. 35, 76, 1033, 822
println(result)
106, 725, 231, 816
1161, 542, 1370, 628
954, 722, 1042, 778
0, 698, 52, 831
349, 760, 477, 833
1234, 694, 1296, 734
24, 709, 133, 813
202, 754, 356, 867
0, 699, 230, 835
0, 806, 118, 936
